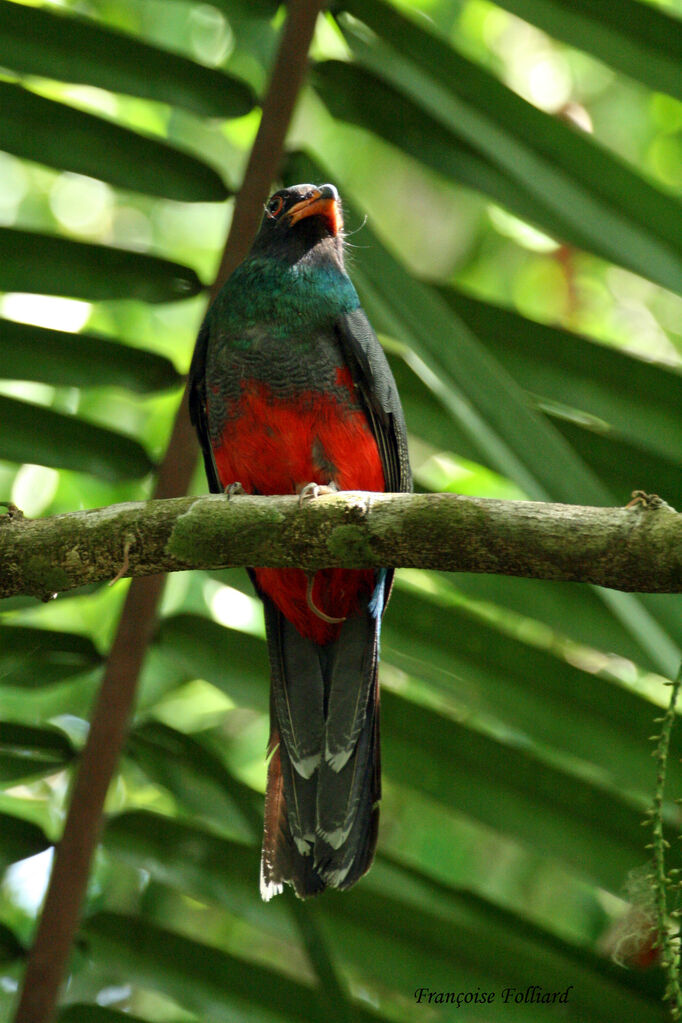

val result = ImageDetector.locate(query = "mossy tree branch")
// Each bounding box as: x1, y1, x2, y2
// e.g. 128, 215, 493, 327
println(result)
2, 490, 680, 600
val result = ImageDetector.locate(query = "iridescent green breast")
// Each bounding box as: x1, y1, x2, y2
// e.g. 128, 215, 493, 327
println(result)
208, 257, 359, 350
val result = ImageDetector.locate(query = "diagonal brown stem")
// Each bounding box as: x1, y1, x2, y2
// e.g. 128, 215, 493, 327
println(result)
11, 3, 324, 1020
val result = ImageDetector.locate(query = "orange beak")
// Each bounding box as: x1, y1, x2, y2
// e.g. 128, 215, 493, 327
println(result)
286, 185, 343, 235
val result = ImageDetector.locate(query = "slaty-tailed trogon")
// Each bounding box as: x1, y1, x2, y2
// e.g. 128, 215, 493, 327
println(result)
189, 184, 411, 899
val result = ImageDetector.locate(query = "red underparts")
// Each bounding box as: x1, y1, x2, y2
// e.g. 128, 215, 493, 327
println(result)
211, 379, 385, 645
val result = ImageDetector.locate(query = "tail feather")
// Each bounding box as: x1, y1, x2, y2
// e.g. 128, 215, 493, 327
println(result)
264, 603, 324, 779
277, 729, 317, 854
261, 740, 326, 900
315, 666, 377, 848
260, 740, 286, 901
322, 607, 378, 770
314, 798, 379, 891
259, 584, 383, 899
314, 692, 380, 889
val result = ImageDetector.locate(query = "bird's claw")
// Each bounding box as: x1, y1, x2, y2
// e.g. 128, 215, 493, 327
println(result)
298, 481, 337, 508
625, 490, 666, 510
298, 484, 346, 624
225, 482, 246, 500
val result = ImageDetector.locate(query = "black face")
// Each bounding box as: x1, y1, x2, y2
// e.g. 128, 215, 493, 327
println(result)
263, 187, 303, 222
251, 183, 344, 263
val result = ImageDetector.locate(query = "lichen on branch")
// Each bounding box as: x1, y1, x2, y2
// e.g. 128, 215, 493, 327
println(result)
1, 490, 680, 601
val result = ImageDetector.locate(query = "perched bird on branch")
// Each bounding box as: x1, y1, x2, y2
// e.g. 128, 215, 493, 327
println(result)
189, 183, 411, 898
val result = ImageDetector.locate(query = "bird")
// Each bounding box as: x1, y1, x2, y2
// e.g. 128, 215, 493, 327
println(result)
188, 183, 411, 899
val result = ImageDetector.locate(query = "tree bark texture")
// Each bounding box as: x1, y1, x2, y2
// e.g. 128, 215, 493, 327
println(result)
2, 491, 680, 600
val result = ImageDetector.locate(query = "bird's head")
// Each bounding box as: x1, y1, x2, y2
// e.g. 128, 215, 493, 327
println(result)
251, 183, 345, 265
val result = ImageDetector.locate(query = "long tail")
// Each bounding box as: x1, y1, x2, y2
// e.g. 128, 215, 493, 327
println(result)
259, 582, 384, 900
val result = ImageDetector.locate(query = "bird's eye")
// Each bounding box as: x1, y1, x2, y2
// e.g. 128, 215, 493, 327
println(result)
266, 195, 284, 219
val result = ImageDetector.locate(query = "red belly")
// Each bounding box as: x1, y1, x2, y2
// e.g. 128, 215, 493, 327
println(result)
210, 381, 385, 643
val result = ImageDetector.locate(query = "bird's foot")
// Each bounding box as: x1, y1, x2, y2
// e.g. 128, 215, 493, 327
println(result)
297, 481, 337, 508
225, 482, 246, 500
298, 483, 346, 623
625, 489, 668, 510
